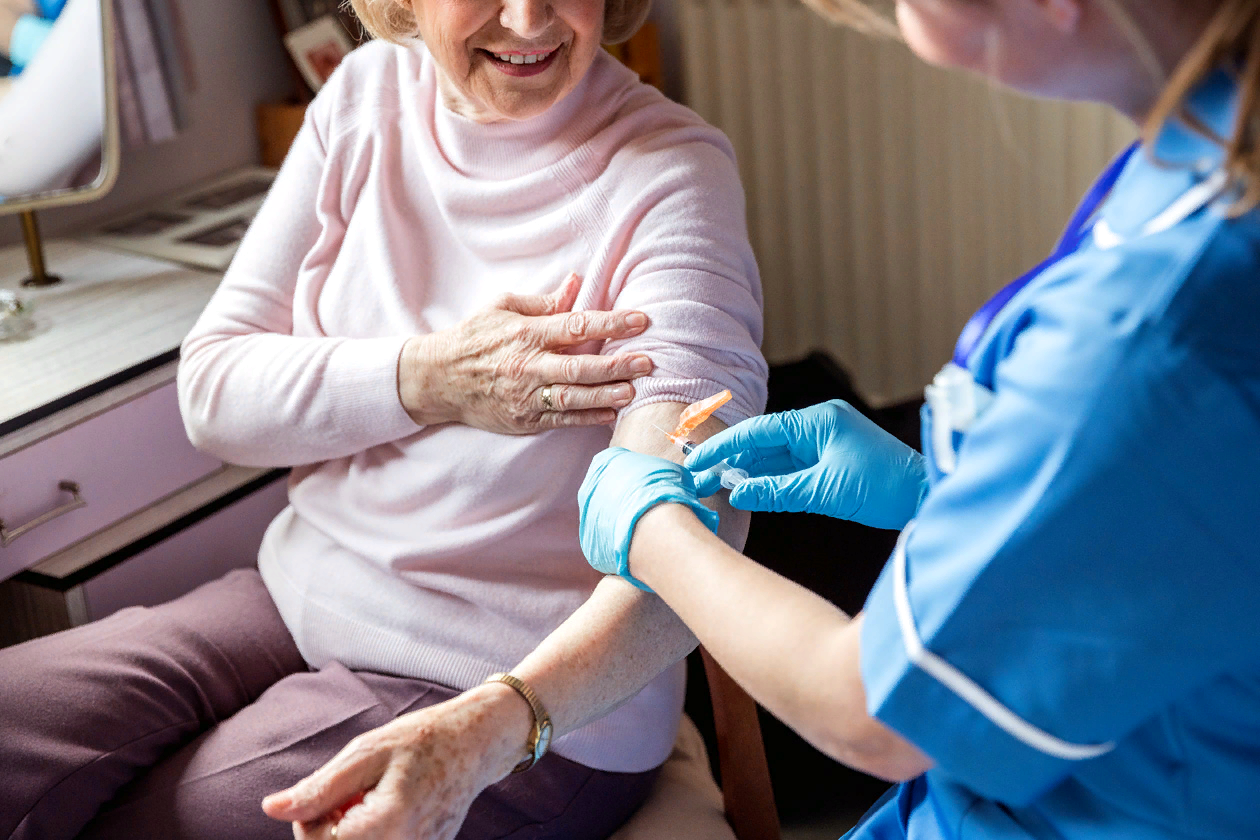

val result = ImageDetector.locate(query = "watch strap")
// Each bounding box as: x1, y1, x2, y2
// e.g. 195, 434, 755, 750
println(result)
484, 672, 552, 773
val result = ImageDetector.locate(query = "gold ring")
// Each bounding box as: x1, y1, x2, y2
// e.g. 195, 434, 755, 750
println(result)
540, 385, 556, 411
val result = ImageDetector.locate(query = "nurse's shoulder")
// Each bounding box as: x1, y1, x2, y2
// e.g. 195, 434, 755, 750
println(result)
1093, 69, 1260, 377
1155, 201, 1260, 377
993, 174, 1255, 418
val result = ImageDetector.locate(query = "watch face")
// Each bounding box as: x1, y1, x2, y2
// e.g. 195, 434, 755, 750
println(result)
535, 721, 553, 760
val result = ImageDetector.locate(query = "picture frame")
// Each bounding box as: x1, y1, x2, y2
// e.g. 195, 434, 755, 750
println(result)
283, 16, 354, 94
85, 167, 276, 270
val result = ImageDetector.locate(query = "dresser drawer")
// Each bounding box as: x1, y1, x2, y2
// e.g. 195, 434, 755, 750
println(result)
82, 474, 289, 621
0, 467, 287, 646
0, 381, 221, 581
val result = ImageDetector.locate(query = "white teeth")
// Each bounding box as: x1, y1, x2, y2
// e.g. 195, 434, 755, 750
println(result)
491, 50, 552, 65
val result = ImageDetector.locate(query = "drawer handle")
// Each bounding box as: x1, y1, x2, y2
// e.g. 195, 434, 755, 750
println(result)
0, 481, 87, 547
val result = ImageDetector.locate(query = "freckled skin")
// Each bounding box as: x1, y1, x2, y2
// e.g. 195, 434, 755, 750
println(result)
397, 276, 653, 433
283, 685, 533, 840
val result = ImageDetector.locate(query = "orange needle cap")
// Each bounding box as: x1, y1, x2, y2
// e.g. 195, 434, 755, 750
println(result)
671, 390, 732, 440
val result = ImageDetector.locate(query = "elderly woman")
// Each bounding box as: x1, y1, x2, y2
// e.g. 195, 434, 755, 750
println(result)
0, 0, 767, 836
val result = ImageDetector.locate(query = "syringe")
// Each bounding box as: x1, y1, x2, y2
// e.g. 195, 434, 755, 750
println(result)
654, 424, 750, 490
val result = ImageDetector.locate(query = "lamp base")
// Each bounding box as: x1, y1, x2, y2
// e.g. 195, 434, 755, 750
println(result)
21, 274, 63, 288
19, 210, 62, 288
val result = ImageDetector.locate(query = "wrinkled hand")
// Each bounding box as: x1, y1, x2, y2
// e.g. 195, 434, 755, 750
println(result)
398, 272, 655, 434
685, 400, 927, 530
262, 686, 528, 840
579, 447, 720, 591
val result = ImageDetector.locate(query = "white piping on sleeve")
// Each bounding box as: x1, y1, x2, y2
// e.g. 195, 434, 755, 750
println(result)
890, 523, 1115, 761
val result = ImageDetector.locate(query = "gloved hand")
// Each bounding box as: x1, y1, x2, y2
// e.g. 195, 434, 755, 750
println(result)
579, 447, 720, 591
685, 400, 928, 530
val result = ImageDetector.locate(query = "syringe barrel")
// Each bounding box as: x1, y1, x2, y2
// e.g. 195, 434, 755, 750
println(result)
676, 439, 748, 489
712, 462, 750, 489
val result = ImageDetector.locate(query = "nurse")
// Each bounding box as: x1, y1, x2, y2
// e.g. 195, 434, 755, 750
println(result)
578, 0, 1260, 837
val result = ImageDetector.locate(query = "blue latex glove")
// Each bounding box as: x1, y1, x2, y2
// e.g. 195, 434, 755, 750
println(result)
9, 15, 53, 70
579, 447, 720, 592
37, 0, 70, 19
685, 400, 928, 530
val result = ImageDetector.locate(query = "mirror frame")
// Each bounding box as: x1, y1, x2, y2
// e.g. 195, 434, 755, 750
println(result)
0, 0, 121, 216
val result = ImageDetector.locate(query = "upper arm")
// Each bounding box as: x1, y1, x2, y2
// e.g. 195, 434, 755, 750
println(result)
600, 139, 768, 430
595, 137, 766, 551
182, 103, 333, 352
175, 78, 417, 463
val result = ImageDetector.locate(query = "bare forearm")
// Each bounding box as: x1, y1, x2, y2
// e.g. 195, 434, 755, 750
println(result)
512, 576, 697, 735
631, 504, 932, 782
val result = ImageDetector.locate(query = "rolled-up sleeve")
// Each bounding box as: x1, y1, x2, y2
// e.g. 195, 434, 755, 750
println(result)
600, 131, 768, 426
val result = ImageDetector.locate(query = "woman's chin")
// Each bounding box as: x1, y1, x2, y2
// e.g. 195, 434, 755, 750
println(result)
471, 51, 584, 120
477, 85, 570, 121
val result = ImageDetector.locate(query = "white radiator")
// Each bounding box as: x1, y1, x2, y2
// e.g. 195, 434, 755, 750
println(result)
678, 0, 1133, 405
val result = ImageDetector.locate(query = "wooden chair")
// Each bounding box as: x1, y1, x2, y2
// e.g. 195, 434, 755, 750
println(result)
612, 648, 781, 840
699, 648, 782, 840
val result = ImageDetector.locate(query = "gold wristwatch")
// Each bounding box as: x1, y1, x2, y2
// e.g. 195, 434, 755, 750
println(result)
484, 672, 553, 773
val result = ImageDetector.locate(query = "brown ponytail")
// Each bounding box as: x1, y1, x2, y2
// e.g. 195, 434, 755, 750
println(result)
1147, 1, 1260, 215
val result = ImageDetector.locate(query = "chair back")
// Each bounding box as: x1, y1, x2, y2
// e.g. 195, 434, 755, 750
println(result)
700, 647, 781, 840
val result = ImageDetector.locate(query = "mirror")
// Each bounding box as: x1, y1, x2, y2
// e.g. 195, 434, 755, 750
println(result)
0, 0, 118, 229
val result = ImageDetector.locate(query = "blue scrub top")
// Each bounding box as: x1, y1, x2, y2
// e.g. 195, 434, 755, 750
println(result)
855, 71, 1260, 839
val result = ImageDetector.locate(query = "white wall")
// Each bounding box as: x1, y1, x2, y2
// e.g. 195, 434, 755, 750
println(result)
675, 0, 1134, 404
0, 0, 293, 246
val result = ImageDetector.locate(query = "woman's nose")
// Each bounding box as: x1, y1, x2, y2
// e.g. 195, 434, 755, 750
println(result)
499, 0, 554, 39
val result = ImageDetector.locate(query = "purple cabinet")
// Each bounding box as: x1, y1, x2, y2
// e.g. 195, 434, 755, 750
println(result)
83, 475, 289, 620
0, 382, 222, 582
0, 375, 291, 644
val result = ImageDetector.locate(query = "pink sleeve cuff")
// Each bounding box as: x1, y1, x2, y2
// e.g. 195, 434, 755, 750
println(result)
321, 335, 420, 442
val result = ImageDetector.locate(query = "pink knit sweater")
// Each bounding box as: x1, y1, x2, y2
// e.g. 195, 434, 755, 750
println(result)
178, 40, 767, 772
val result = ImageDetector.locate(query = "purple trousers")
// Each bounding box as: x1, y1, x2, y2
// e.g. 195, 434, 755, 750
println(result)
0, 569, 656, 840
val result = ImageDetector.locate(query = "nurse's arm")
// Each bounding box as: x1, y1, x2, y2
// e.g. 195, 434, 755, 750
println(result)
629, 502, 934, 783
505, 400, 750, 736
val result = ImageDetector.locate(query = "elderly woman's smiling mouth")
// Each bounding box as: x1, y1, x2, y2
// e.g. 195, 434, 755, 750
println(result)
477, 46, 563, 77
392, 0, 605, 121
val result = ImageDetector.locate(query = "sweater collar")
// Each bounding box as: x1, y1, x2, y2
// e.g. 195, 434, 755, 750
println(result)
426, 45, 623, 180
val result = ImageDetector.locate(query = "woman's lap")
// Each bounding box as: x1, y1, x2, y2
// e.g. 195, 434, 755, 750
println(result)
0, 568, 305, 840
83, 666, 657, 840
0, 568, 657, 840
78, 661, 440, 838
